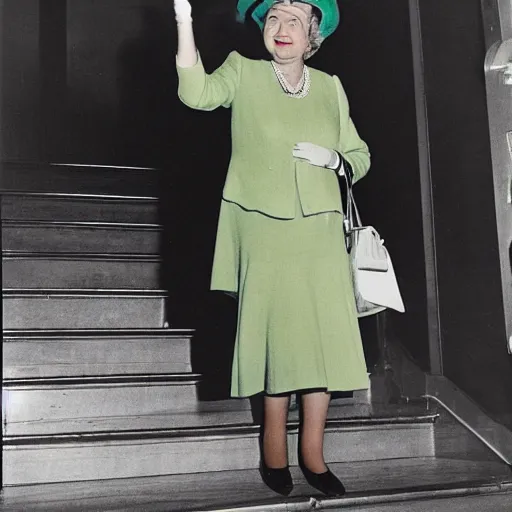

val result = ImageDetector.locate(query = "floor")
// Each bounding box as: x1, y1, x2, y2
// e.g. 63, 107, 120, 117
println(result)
338, 492, 512, 512
1, 457, 511, 511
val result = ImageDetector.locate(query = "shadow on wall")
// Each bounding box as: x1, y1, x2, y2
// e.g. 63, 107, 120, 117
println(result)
115, 5, 230, 305
113, 4, 254, 402
116, 6, 177, 167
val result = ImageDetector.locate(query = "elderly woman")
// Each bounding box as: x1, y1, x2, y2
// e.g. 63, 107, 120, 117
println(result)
174, 0, 370, 497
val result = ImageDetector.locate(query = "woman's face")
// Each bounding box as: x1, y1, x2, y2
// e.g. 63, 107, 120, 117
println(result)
263, 2, 312, 64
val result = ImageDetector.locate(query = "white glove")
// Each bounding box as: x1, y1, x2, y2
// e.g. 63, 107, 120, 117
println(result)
174, 0, 192, 23
293, 142, 344, 174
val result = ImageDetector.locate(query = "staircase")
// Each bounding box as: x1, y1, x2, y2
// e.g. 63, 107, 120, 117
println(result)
2, 162, 512, 511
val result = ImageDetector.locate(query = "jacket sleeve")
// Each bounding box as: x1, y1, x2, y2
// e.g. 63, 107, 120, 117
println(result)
333, 75, 371, 183
176, 51, 241, 111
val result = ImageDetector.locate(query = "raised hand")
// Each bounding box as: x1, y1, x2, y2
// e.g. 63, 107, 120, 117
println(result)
174, 0, 192, 23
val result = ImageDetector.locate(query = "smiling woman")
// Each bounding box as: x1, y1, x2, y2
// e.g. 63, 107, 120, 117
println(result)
264, 1, 323, 63
262, 3, 315, 93
256, 1, 325, 100
173, 0, 371, 498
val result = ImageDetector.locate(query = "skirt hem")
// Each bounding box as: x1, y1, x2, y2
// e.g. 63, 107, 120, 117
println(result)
231, 383, 370, 399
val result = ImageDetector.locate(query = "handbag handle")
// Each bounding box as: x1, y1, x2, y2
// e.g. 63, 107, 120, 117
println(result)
333, 75, 363, 234
343, 170, 363, 230
338, 149, 364, 234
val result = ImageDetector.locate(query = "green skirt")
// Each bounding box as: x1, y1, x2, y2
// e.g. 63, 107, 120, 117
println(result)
211, 197, 369, 398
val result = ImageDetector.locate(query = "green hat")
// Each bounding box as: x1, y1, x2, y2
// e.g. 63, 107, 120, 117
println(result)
237, 0, 340, 39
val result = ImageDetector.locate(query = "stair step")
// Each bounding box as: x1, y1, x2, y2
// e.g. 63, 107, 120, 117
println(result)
2, 458, 511, 511
3, 329, 193, 378
3, 374, 216, 436
3, 415, 437, 485
3, 289, 166, 329
3, 254, 161, 289
0, 162, 161, 197
1, 192, 158, 224
3, 375, 376, 436
2, 221, 161, 253
2, 372, 376, 436
3, 402, 422, 437
5, 405, 255, 437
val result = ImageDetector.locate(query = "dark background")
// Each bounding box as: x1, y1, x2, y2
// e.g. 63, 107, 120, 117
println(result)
1, 0, 511, 424
419, 0, 512, 421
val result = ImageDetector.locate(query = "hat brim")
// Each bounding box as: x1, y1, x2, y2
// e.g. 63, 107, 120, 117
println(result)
237, 0, 340, 39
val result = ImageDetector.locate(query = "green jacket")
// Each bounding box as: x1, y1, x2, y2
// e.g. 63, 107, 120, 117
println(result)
177, 51, 370, 219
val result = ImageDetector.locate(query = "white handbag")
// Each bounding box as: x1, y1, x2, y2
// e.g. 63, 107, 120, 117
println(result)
333, 74, 405, 317
342, 167, 405, 317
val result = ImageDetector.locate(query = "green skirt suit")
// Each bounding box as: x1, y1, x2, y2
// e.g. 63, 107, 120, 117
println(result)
177, 51, 370, 398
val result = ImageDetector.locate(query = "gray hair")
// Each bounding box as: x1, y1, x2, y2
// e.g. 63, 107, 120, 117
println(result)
266, 1, 325, 60
305, 8, 324, 60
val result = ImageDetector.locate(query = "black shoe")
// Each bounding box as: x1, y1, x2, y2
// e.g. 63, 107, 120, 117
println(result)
299, 462, 346, 497
259, 460, 293, 496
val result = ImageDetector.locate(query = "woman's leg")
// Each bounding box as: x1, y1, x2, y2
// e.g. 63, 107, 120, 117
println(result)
300, 391, 331, 473
262, 394, 290, 468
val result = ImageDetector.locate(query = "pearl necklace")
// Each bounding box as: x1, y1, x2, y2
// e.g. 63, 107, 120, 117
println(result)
271, 61, 311, 99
